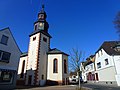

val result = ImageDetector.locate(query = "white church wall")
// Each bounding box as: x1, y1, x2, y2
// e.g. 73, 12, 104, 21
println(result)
47, 54, 63, 82
62, 54, 68, 78
38, 33, 50, 82
17, 55, 27, 80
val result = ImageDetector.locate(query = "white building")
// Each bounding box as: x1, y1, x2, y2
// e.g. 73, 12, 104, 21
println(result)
81, 55, 96, 83
0, 27, 21, 89
17, 5, 69, 86
95, 41, 120, 86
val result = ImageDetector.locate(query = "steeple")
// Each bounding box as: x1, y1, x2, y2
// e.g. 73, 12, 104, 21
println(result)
38, 4, 47, 20
34, 4, 49, 33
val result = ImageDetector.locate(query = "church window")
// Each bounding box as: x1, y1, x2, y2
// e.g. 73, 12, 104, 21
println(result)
53, 58, 58, 73
33, 37, 36, 41
43, 37, 47, 42
0, 35, 9, 45
20, 60, 25, 78
41, 74, 44, 80
64, 59, 67, 73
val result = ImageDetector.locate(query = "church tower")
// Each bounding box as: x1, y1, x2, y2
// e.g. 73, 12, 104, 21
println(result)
25, 5, 51, 86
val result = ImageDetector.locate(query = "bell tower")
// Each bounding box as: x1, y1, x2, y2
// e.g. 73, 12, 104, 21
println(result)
34, 5, 49, 32
25, 5, 51, 86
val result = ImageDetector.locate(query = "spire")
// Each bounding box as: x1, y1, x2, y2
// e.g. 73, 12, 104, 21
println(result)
42, 4, 44, 10
38, 4, 47, 20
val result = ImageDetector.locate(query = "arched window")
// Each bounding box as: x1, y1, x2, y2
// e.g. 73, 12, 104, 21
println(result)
64, 59, 67, 73
41, 74, 44, 80
20, 60, 25, 78
53, 58, 58, 73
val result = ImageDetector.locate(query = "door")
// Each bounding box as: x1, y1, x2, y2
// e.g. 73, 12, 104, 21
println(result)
95, 73, 99, 81
28, 75, 32, 85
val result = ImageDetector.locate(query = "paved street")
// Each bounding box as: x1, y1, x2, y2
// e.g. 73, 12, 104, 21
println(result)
81, 83, 120, 90
15, 85, 78, 90
15, 83, 120, 90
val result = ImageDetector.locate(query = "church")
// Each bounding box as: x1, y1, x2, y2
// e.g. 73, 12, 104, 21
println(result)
17, 5, 69, 86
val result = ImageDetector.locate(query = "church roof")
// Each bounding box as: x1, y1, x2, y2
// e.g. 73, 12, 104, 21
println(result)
96, 41, 120, 55
29, 30, 52, 38
47, 48, 69, 56
20, 52, 28, 57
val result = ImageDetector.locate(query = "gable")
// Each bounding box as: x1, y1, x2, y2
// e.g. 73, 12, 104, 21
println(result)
0, 27, 21, 53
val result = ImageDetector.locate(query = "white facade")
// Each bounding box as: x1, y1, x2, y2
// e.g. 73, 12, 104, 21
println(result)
47, 54, 68, 84
17, 5, 69, 86
80, 56, 96, 83
0, 28, 21, 89
95, 48, 120, 86
17, 53, 28, 85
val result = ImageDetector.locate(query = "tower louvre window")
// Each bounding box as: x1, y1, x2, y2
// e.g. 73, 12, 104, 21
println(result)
35, 25, 37, 30
33, 37, 36, 41
43, 37, 47, 42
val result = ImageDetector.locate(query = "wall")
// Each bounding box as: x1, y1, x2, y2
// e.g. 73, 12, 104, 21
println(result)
17, 55, 27, 79
0, 29, 21, 70
0, 28, 21, 89
95, 49, 116, 83
47, 54, 63, 82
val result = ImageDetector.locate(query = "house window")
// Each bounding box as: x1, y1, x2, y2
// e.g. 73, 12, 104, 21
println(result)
64, 59, 67, 73
105, 59, 109, 65
33, 37, 36, 41
0, 50, 11, 63
0, 71, 14, 84
0, 35, 8, 45
43, 37, 47, 42
20, 60, 25, 78
97, 62, 101, 69
53, 58, 58, 73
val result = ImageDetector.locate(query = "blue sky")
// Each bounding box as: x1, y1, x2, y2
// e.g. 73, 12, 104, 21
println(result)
0, 0, 120, 59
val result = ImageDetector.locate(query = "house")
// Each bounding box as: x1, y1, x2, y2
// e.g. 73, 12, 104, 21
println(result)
95, 41, 120, 86
81, 55, 96, 83
17, 5, 69, 86
0, 27, 21, 89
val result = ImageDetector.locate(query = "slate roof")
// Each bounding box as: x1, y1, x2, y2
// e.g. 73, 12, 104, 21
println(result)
96, 41, 120, 55
29, 30, 52, 38
47, 48, 69, 56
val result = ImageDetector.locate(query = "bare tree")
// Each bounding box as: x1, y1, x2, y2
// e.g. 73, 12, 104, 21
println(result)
113, 11, 120, 39
69, 48, 85, 89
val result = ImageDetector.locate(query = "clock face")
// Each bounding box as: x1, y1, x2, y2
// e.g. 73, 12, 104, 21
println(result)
40, 23, 43, 27
39, 23, 44, 30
